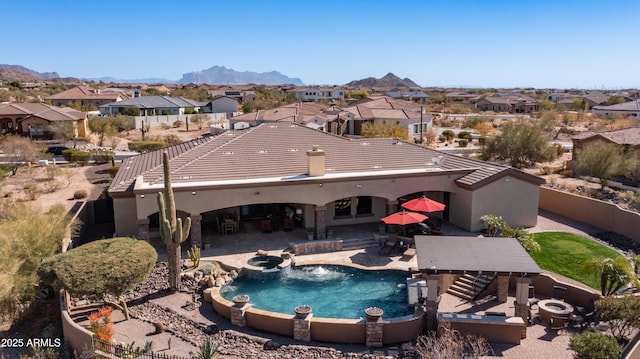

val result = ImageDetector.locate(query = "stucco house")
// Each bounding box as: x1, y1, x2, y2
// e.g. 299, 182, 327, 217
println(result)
201, 95, 239, 115
475, 94, 539, 113
99, 96, 207, 116
108, 123, 544, 247
571, 127, 640, 181
46, 85, 131, 109
0, 102, 88, 139
591, 99, 640, 118
343, 96, 432, 141
294, 87, 345, 102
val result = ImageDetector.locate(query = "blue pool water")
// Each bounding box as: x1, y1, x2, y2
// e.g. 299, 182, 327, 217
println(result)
219, 265, 413, 319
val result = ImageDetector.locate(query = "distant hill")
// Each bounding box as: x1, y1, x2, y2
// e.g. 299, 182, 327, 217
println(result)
346, 72, 421, 88
86, 76, 176, 84
179, 65, 304, 86
0, 64, 60, 81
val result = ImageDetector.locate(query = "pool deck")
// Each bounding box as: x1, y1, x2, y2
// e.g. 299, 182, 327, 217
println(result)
114, 211, 608, 358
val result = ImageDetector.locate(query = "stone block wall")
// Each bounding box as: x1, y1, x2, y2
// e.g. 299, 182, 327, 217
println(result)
289, 240, 343, 255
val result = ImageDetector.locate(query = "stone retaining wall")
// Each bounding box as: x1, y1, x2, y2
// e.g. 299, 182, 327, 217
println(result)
289, 239, 343, 255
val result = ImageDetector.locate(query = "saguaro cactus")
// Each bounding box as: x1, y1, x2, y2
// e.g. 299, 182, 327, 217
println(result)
158, 151, 191, 292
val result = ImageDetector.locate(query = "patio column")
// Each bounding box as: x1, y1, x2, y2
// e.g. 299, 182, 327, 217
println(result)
386, 200, 398, 215
425, 274, 440, 331
497, 274, 509, 303
315, 206, 327, 240
514, 277, 532, 339
136, 218, 150, 242
190, 215, 202, 249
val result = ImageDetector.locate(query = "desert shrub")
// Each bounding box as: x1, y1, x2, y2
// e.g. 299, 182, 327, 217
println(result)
73, 189, 88, 199
45, 164, 61, 180
161, 110, 170, 115
62, 149, 91, 165
477, 136, 487, 146
160, 123, 171, 130
23, 184, 40, 200
595, 295, 640, 342
43, 179, 63, 194
184, 108, 194, 115
569, 331, 621, 359
199, 262, 220, 276
458, 139, 469, 147
441, 130, 455, 142
438, 135, 446, 142
172, 120, 183, 128
128, 141, 168, 153
107, 166, 120, 178
92, 149, 115, 165
163, 134, 181, 146
559, 169, 573, 177
457, 131, 472, 140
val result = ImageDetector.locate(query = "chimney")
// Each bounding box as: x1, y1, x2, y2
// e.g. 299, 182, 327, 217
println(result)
306, 145, 325, 177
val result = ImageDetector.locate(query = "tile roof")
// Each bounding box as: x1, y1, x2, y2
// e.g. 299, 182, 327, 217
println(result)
109, 123, 543, 194
0, 103, 85, 121
45, 86, 128, 101
343, 96, 424, 120
100, 96, 206, 109
592, 99, 640, 111
572, 127, 640, 147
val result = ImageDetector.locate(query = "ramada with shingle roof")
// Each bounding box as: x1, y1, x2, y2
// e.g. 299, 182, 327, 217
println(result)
109, 123, 544, 243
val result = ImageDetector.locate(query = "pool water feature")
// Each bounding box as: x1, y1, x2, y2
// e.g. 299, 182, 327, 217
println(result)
244, 255, 292, 279
220, 265, 413, 319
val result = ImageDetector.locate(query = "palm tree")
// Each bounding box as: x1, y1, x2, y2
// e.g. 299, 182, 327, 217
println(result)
583, 257, 637, 296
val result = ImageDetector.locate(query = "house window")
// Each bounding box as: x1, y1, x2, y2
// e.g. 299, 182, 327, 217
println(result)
334, 198, 351, 217
356, 196, 372, 215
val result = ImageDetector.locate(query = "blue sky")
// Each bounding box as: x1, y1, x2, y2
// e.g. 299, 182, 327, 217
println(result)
3, 0, 639, 88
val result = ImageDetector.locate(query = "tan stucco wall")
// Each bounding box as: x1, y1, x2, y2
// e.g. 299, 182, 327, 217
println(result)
469, 176, 540, 232
113, 197, 138, 237
539, 187, 640, 241
115, 172, 464, 237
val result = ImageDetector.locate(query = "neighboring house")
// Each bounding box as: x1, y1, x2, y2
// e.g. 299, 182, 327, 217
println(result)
342, 96, 432, 141
571, 127, 640, 181
446, 91, 476, 102
46, 85, 132, 109
228, 102, 347, 134
591, 100, 640, 118
208, 89, 257, 103
384, 91, 430, 103
201, 95, 239, 115
579, 91, 609, 109
0, 102, 87, 139
108, 122, 544, 243
294, 87, 345, 102
99, 96, 207, 116
475, 94, 539, 113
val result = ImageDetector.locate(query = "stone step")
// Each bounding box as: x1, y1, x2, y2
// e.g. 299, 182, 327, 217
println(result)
341, 237, 380, 250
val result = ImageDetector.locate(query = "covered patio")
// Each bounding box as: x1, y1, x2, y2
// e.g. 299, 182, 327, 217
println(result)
415, 236, 543, 343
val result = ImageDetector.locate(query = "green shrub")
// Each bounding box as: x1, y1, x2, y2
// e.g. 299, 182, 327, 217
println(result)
457, 131, 472, 140
107, 166, 120, 178
128, 141, 169, 153
478, 136, 487, 146
458, 139, 469, 147
163, 134, 181, 145
161, 110, 170, 115
441, 130, 455, 142
199, 262, 220, 275
569, 331, 621, 359
92, 149, 114, 165
62, 149, 91, 165
184, 108, 194, 115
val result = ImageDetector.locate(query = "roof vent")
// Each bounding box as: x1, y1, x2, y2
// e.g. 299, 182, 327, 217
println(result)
361, 142, 370, 146
287, 148, 299, 152
257, 149, 267, 154
180, 176, 192, 180
431, 157, 442, 165
222, 151, 234, 155
371, 165, 382, 169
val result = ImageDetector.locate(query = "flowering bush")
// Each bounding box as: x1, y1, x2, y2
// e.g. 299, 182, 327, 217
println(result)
89, 306, 115, 343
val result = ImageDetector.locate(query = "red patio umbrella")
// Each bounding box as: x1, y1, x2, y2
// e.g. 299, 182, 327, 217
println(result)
380, 211, 428, 236
401, 196, 446, 213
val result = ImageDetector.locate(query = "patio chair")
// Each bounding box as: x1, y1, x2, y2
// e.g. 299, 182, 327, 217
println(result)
528, 285, 540, 308
379, 238, 401, 256
528, 308, 541, 326
553, 285, 568, 301
550, 315, 569, 334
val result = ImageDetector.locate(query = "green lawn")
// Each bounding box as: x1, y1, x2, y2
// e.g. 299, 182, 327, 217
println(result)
530, 231, 626, 290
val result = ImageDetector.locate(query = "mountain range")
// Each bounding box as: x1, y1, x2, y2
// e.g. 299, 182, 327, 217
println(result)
0, 64, 60, 82
345, 72, 421, 88
179, 65, 304, 86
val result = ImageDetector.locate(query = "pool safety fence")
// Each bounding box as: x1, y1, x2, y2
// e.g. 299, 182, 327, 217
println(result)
93, 338, 191, 359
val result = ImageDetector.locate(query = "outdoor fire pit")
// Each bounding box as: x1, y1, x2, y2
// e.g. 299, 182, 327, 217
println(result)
538, 299, 574, 323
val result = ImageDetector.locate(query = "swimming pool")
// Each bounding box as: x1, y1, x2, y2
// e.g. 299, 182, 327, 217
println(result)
219, 265, 413, 319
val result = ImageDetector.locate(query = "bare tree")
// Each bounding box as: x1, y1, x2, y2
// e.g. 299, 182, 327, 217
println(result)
0, 135, 40, 164
416, 322, 492, 359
